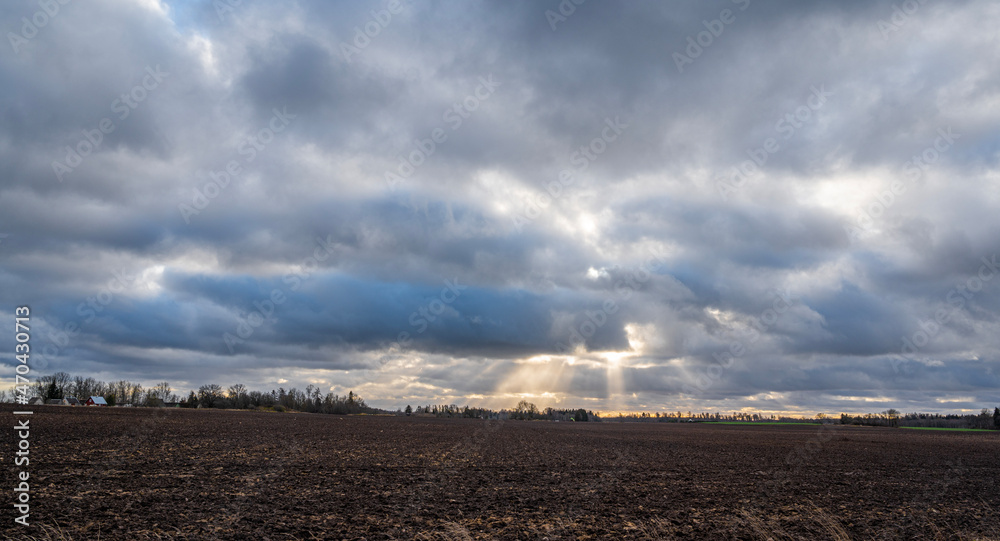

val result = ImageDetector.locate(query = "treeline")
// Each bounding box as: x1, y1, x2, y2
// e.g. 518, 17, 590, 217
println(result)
181, 384, 379, 415
20, 372, 175, 407
840, 408, 1000, 430
4, 372, 380, 415
406, 400, 598, 421
8, 373, 998, 429
600, 411, 789, 423
606, 409, 999, 429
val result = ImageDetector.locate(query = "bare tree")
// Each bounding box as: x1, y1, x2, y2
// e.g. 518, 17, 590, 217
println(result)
227, 384, 248, 409
514, 400, 538, 420
33, 372, 70, 399
150, 382, 174, 401
198, 384, 224, 408
52, 372, 72, 396
128, 383, 144, 406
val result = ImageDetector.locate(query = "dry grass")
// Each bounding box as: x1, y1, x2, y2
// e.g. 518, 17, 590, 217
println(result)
10, 523, 187, 541
734, 502, 850, 541
412, 521, 475, 541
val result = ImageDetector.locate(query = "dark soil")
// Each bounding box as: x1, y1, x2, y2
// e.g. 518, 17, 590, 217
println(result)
2, 404, 998, 540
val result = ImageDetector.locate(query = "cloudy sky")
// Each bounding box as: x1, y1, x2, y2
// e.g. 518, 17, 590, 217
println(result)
2, 0, 999, 415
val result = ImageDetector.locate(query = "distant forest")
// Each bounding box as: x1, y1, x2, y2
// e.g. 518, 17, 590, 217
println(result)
609, 408, 1000, 430
4, 371, 999, 429
6, 371, 380, 415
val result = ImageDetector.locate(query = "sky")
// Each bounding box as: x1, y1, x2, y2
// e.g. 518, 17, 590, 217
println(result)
2, 0, 999, 415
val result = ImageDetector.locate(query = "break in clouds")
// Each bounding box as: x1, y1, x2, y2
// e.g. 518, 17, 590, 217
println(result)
1, 0, 999, 415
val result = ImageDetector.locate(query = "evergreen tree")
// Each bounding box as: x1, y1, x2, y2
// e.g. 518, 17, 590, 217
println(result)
45, 380, 64, 400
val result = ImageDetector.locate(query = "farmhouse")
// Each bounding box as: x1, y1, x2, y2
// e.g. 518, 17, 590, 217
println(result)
27, 397, 45, 406
86, 396, 108, 406
47, 398, 68, 405
65, 396, 82, 406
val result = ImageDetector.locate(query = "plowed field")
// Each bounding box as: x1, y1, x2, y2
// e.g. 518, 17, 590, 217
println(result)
2, 405, 998, 540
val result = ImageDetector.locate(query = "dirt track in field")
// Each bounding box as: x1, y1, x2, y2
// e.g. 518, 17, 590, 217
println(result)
2, 405, 998, 540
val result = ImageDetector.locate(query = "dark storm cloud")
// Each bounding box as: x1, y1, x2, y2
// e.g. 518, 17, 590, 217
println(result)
1, 0, 999, 413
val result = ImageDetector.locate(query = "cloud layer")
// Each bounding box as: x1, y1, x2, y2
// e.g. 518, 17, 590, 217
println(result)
2, 0, 999, 414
